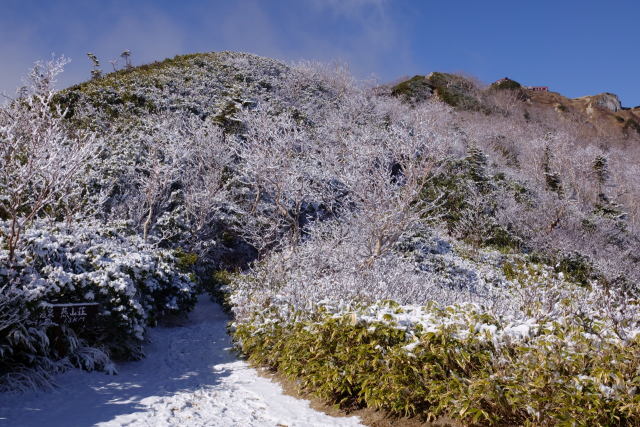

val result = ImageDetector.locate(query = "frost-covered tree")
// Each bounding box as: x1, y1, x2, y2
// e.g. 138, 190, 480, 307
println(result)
232, 108, 332, 254
116, 114, 230, 244
0, 57, 99, 262
120, 50, 132, 69
86, 53, 102, 79
232, 83, 450, 260
312, 92, 452, 263
108, 58, 119, 72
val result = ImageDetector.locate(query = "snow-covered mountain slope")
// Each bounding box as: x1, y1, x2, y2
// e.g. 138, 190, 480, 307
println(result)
55, 51, 330, 131
0, 296, 362, 427
3, 50, 640, 425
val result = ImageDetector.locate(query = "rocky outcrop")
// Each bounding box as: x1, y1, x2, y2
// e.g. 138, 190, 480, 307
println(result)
579, 92, 622, 113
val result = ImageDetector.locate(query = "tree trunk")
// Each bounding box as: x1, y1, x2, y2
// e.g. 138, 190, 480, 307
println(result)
143, 207, 153, 243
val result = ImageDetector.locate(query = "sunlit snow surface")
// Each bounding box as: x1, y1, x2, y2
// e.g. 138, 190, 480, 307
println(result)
0, 296, 362, 427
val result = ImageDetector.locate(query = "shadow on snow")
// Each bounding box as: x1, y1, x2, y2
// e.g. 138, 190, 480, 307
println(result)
0, 295, 235, 426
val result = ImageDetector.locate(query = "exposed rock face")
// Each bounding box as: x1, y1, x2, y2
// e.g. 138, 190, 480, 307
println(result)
582, 92, 622, 112
390, 72, 638, 143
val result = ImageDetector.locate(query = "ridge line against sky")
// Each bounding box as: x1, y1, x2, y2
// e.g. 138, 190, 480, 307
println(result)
1, 0, 639, 106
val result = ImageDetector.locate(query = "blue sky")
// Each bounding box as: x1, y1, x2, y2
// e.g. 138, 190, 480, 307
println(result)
1, 0, 639, 106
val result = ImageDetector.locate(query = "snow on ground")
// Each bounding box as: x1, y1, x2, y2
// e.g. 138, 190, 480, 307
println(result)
0, 296, 362, 427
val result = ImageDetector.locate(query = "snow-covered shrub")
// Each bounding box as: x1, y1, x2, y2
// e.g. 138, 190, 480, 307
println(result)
231, 214, 640, 423
230, 219, 512, 325
0, 221, 196, 390
234, 296, 640, 425
225, 65, 640, 423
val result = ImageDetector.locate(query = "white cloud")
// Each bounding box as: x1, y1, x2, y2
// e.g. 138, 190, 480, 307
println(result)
0, 0, 414, 94
309, 0, 388, 16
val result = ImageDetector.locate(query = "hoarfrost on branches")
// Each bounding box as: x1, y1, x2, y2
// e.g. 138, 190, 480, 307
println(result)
0, 57, 100, 262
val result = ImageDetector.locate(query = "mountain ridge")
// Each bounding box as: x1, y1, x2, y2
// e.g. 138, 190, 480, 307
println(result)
390, 72, 640, 146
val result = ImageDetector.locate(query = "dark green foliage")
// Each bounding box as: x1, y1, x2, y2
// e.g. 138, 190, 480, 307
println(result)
464, 146, 490, 189
501, 260, 518, 281
390, 75, 433, 104
212, 101, 245, 134
220, 231, 237, 247
425, 72, 461, 89
511, 253, 596, 287
420, 160, 472, 226
435, 86, 477, 110
484, 225, 522, 252
54, 53, 230, 127
258, 80, 273, 91
426, 72, 484, 112
420, 149, 491, 220
555, 252, 595, 286
592, 155, 609, 186
174, 248, 198, 273
51, 91, 81, 119
590, 156, 628, 223
75, 53, 212, 86
544, 171, 563, 194
593, 197, 628, 234
202, 270, 236, 312
542, 145, 563, 195
57, 84, 156, 122
490, 78, 521, 91
120, 92, 157, 112
624, 118, 640, 135
419, 148, 522, 251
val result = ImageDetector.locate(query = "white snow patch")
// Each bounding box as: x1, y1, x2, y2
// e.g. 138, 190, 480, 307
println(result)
0, 296, 362, 427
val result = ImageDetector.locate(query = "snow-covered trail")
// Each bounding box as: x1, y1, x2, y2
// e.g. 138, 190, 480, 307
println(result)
0, 296, 363, 427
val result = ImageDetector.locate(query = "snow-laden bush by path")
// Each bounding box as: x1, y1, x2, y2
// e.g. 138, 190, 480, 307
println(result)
0, 296, 364, 427
230, 220, 640, 424
234, 292, 640, 425
229, 223, 512, 323
0, 221, 197, 391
